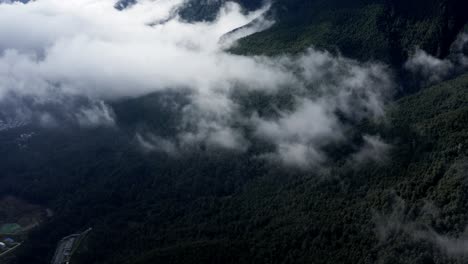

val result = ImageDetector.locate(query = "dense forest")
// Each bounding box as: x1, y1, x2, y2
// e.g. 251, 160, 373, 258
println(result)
231, 0, 468, 66
3, 72, 466, 264
0, 0, 467, 263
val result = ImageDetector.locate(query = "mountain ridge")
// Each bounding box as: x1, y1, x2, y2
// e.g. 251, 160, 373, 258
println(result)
0, 1, 467, 263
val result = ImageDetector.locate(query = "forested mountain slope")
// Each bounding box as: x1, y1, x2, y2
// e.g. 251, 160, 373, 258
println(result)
81, 73, 468, 264
0, 1, 467, 263
4, 72, 467, 263
229, 0, 468, 65
118, 0, 468, 64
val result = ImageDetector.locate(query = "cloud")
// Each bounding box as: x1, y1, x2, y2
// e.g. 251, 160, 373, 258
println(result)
351, 135, 391, 164
136, 132, 179, 156
405, 30, 468, 86
404, 49, 454, 85
374, 192, 468, 259
0, 0, 281, 97
253, 98, 341, 167
251, 49, 393, 168
450, 31, 468, 67
75, 101, 116, 128
0, 0, 394, 167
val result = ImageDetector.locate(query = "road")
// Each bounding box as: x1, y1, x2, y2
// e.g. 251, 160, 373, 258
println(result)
0, 243, 22, 258
51, 228, 92, 264
51, 235, 79, 264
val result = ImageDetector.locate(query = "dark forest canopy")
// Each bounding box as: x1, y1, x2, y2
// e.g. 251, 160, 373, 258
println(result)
228, 0, 468, 65
0, 0, 467, 263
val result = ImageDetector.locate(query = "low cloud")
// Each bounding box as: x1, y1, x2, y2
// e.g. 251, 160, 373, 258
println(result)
0, 0, 394, 168
253, 98, 341, 167
251, 50, 393, 168
75, 101, 116, 128
351, 135, 391, 164
374, 192, 468, 259
136, 132, 179, 156
405, 31, 468, 86
404, 48, 454, 85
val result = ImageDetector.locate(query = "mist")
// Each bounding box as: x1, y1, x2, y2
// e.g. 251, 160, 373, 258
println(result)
405, 30, 468, 86
0, 0, 394, 168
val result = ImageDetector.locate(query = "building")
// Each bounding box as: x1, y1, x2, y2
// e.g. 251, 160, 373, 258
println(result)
3, 238, 15, 245
51, 234, 80, 264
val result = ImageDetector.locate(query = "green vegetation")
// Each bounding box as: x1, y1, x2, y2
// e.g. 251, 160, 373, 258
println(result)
0, 224, 21, 235
179, 0, 263, 22
0, 72, 465, 263
0, 1, 467, 263
231, 0, 468, 65
233, 3, 391, 59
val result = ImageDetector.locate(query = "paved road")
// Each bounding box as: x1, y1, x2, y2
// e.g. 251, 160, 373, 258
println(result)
0, 243, 22, 258
51, 228, 92, 264
51, 235, 79, 264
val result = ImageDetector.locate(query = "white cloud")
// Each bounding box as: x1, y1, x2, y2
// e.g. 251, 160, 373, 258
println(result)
374, 191, 468, 259
0, 0, 394, 167
0, 0, 283, 100
404, 49, 454, 85
405, 30, 468, 86
351, 135, 391, 164
451, 31, 468, 67
136, 132, 179, 155
253, 98, 340, 167
75, 101, 116, 128
251, 49, 393, 168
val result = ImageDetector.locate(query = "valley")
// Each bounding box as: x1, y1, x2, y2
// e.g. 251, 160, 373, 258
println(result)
0, 0, 466, 263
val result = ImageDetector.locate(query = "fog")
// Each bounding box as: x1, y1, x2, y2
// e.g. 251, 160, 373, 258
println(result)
0, 0, 394, 167
405, 31, 468, 86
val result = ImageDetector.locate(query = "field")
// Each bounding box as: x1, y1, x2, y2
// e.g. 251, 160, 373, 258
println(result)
0, 196, 51, 235
0, 224, 21, 235
0, 196, 51, 262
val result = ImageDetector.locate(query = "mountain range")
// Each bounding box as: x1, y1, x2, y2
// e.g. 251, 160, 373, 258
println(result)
0, 0, 467, 263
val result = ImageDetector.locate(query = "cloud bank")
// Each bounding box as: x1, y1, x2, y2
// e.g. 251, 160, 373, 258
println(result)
0, 0, 394, 168
405, 31, 468, 86
374, 191, 468, 259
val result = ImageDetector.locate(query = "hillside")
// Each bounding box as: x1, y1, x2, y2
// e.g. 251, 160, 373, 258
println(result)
77, 73, 468, 264
0, 1, 467, 264
1, 70, 466, 263
230, 0, 468, 65
75, 73, 468, 264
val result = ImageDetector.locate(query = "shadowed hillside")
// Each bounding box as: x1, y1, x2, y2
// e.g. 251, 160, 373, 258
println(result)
1, 72, 465, 263
0, 1, 467, 264
229, 0, 468, 65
